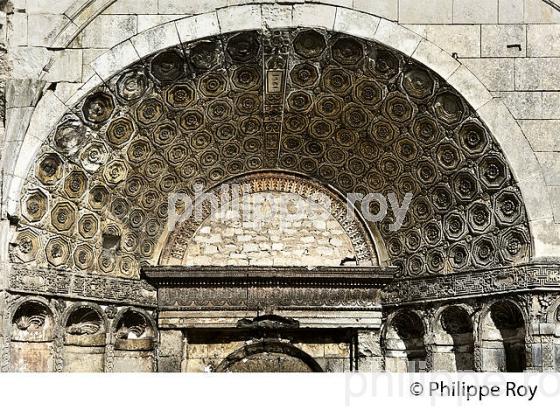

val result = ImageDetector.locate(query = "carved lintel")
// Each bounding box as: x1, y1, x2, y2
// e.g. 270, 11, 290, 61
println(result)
143, 265, 394, 310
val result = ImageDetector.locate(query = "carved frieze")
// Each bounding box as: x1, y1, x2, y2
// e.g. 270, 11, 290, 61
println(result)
383, 264, 560, 304
143, 266, 393, 310
8, 266, 156, 307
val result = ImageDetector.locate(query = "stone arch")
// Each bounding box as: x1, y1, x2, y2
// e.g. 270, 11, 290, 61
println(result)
479, 299, 528, 372
433, 305, 475, 371
383, 309, 427, 372
11, 27, 533, 285
3, 0, 560, 376
8, 3, 552, 264
159, 171, 383, 267
46, 0, 120, 50
9, 298, 55, 372
62, 302, 107, 372
544, 296, 560, 326
111, 308, 156, 372
11, 298, 55, 341
215, 340, 323, 372
112, 307, 156, 342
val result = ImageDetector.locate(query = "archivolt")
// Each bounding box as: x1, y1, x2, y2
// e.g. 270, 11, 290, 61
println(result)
159, 171, 382, 266
13, 29, 531, 279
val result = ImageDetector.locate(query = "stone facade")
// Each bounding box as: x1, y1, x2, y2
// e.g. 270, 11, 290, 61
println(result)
2, 0, 560, 372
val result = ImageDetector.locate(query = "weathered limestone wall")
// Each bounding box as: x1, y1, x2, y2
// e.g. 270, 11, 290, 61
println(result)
183, 334, 353, 372
185, 192, 356, 266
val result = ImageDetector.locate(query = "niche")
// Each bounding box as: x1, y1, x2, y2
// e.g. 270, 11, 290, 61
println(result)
112, 310, 155, 372
63, 305, 106, 372
10, 301, 54, 372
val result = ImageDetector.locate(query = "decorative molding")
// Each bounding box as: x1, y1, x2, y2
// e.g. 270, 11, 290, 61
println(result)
383, 263, 560, 304
8, 266, 157, 307
143, 265, 394, 310
15, 29, 530, 280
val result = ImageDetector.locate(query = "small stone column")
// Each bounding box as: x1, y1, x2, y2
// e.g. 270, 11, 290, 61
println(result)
529, 323, 556, 372
357, 330, 384, 372
158, 329, 184, 372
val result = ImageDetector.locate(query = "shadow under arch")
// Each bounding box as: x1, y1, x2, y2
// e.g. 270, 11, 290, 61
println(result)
383, 309, 427, 372
61, 302, 107, 372
480, 299, 527, 372
215, 340, 323, 373
110, 307, 157, 372
438, 305, 475, 371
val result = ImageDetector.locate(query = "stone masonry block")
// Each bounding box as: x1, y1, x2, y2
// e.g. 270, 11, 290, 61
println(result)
524, 0, 560, 24
518, 119, 560, 151
217, 4, 262, 32
527, 25, 560, 57
44, 49, 83, 83
453, 0, 498, 24
334, 7, 379, 40
461, 58, 515, 91
104, 0, 158, 14
515, 58, 560, 91
398, 0, 453, 24
536, 152, 560, 186
353, 0, 398, 21
158, 0, 226, 14
262, 4, 293, 29
496, 91, 560, 119
26, 0, 76, 14
424, 25, 481, 58
9, 11, 27, 47
499, 0, 524, 23
481, 25, 526, 57
175, 13, 220, 43
74, 15, 137, 49
293, 4, 336, 29
531, 218, 560, 260
28, 14, 71, 47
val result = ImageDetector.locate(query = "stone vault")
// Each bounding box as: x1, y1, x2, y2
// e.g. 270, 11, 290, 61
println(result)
2, 21, 559, 373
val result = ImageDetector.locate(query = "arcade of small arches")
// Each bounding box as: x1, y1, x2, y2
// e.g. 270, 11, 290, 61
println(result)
5, 296, 559, 372
3, 27, 560, 373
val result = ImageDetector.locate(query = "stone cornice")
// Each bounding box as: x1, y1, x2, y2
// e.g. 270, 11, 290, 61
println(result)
383, 263, 560, 305
142, 265, 396, 287
9, 263, 560, 309
142, 265, 395, 310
